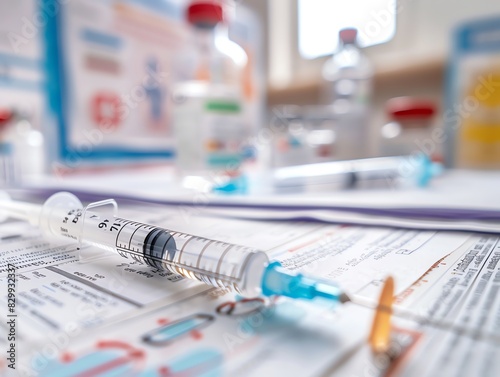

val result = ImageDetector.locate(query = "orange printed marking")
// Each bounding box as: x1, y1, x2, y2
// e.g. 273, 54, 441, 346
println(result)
157, 318, 170, 325
288, 230, 338, 253
191, 330, 203, 340
159, 366, 170, 376
60, 352, 74, 363
384, 326, 423, 377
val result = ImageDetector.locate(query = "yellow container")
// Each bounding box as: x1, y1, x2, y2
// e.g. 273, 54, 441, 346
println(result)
456, 72, 500, 169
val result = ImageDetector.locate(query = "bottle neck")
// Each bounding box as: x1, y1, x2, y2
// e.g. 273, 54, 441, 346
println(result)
339, 39, 357, 49
193, 24, 217, 50
190, 22, 245, 90
193, 23, 229, 42
195, 25, 235, 63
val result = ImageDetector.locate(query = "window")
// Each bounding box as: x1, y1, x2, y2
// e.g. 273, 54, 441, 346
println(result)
298, 0, 396, 59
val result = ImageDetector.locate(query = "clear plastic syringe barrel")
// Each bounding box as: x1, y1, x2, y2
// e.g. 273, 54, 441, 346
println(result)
38, 193, 269, 296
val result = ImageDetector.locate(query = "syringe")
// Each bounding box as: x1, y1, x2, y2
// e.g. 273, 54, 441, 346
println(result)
212, 154, 443, 194
0, 191, 349, 303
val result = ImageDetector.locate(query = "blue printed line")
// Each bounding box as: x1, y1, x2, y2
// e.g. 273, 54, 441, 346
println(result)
0, 52, 42, 71
455, 16, 500, 53
122, 0, 181, 19
43, 285, 56, 293
81, 28, 123, 49
0, 77, 43, 91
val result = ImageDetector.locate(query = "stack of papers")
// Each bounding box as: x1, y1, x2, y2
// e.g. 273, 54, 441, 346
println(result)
18, 169, 500, 233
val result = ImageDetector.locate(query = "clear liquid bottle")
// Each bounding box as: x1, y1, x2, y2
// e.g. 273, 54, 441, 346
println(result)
322, 28, 373, 159
172, 1, 249, 182
0, 109, 15, 187
7, 110, 45, 182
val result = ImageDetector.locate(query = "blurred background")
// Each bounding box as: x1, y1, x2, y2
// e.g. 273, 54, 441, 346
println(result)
0, 0, 499, 191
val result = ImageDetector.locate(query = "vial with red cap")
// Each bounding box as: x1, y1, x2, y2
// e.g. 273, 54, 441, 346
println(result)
322, 27, 373, 160
0, 108, 45, 185
172, 1, 250, 179
0, 109, 15, 186
380, 97, 438, 158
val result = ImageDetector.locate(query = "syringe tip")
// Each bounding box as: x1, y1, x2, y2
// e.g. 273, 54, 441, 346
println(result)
261, 262, 345, 304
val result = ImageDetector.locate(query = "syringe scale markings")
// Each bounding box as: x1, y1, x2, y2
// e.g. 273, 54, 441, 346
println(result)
111, 245, 242, 284
196, 240, 216, 269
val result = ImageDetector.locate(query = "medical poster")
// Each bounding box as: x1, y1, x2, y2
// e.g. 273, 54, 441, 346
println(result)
44, 0, 188, 167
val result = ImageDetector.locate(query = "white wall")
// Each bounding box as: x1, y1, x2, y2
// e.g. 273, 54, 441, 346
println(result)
371, 0, 500, 59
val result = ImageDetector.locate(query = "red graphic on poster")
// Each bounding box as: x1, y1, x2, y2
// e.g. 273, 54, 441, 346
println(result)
91, 92, 122, 130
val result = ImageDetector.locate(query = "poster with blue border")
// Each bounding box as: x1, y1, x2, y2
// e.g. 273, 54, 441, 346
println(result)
42, 0, 187, 170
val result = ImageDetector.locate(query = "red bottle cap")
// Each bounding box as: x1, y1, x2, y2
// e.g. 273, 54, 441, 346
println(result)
386, 97, 436, 120
0, 109, 13, 127
187, 2, 223, 26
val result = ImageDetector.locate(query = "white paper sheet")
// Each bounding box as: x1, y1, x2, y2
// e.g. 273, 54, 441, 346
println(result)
393, 234, 500, 377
